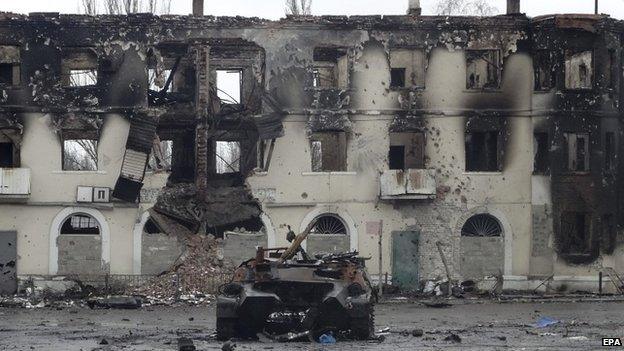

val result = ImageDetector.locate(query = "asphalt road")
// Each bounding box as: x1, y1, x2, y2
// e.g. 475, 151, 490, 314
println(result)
0, 299, 623, 350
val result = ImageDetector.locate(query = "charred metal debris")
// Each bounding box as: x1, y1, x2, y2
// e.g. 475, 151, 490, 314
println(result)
0, 11, 623, 262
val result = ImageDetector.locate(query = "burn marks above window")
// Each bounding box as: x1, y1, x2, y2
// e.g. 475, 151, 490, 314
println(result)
389, 49, 426, 89
312, 47, 349, 89
565, 49, 593, 90
310, 132, 347, 172
466, 50, 501, 90
0, 46, 20, 86
461, 214, 502, 237
62, 49, 98, 87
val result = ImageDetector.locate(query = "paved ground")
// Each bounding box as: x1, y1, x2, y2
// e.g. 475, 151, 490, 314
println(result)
0, 299, 623, 350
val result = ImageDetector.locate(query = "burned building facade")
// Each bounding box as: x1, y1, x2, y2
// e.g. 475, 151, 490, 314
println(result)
0, 2, 623, 294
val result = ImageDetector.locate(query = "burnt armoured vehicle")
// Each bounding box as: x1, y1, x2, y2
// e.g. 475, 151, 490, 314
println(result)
216, 224, 375, 341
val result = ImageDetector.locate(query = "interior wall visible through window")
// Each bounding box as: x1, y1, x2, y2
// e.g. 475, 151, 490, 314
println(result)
0, 46, 20, 86
389, 132, 425, 170
466, 50, 501, 90
389, 49, 426, 89
565, 49, 593, 90
564, 132, 590, 172
310, 132, 347, 172
312, 47, 349, 89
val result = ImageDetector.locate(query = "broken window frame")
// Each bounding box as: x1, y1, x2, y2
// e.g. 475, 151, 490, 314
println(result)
388, 132, 425, 170
61, 130, 99, 172
0, 45, 21, 86
533, 132, 550, 175
533, 50, 555, 91
60, 213, 101, 235
215, 140, 242, 174
311, 47, 349, 89
310, 132, 347, 172
564, 49, 593, 91
147, 138, 173, 172
61, 48, 99, 88
465, 49, 502, 90
0, 129, 20, 168
389, 48, 427, 90
564, 132, 590, 173
216, 69, 243, 105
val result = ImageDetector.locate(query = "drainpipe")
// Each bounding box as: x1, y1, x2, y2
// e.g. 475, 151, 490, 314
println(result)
192, 0, 204, 16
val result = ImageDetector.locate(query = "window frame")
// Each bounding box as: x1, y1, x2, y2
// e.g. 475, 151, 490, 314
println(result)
465, 49, 502, 91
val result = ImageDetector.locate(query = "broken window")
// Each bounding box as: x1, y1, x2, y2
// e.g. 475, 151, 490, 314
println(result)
533, 132, 549, 174
564, 132, 590, 172
143, 218, 162, 235
310, 214, 348, 235
312, 47, 349, 89
148, 68, 174, 93
605, 132, 616, 173
216, 141, 241, 174
461, 214, 502, 237
60, 214, 100, 235
0, 142, 13, 168
465, 131, 499, 172
0, 46, 20, 86
63, 138, 98, 171
216, 69, 242, 104
565, 49, 592, 90
62, 49, 98, 87
466, 50, 501, 90
560, 211, 590, 255
389, 132, 425, 170
148, 139, 173, 171
310, 132, 347, 172
534, 50, 554, 91
389, 49, 426, 88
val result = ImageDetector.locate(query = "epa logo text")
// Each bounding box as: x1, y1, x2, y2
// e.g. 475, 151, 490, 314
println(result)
603, 338, 622, 346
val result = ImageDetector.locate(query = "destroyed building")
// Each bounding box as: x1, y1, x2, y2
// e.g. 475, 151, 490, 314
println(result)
0, 0, 623, 295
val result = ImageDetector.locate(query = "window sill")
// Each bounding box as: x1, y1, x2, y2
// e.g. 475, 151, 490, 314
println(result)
53, 170, 106, 175
390, 86, 425, 92
301, 171, 357, 176
533, 89, 554, 94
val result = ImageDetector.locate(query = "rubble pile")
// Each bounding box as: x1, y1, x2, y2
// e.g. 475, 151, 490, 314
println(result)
128, 234, 233, 304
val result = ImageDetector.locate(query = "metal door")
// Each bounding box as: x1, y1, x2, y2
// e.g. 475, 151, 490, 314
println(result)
0, 231, 17, 295
392, 230, 420, 290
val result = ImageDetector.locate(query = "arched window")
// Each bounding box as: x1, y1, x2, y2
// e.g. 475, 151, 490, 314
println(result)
60, 214, 100, 235
461, 214, 502, 237
310, 214, 348, 235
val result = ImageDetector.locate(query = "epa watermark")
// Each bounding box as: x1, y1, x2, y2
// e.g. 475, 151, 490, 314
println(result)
603, 338, 623, 346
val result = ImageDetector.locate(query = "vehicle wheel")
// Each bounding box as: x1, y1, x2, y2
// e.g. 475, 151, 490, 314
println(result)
350, 304, 374, 340
216, 318, 237, 341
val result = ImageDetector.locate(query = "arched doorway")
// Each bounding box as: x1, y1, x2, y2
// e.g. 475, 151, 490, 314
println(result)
460, 213, 505, 279
49, 207, 110, 275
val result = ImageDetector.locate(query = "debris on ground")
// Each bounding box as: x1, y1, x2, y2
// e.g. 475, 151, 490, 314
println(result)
178, 337, 196, 351
87, 296, 142, 309
221, 340, 236, 351
423, 300, 453, 308
444, 333, 462, 343
412, 329, 424, 337
127, 233, 229, 304
99, 338, 109, 345
319, 333, 337, 344
534, 316, 559, 328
